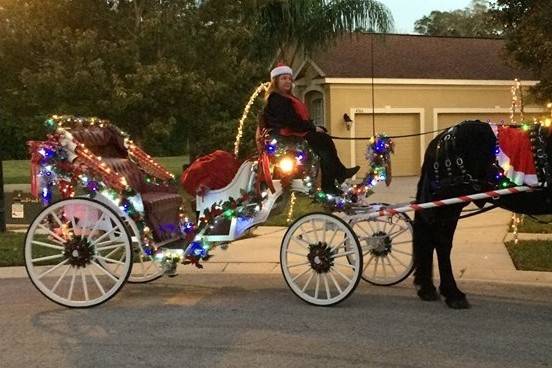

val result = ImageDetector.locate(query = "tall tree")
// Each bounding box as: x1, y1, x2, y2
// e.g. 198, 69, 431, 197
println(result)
251, 0, 393, 65
494, 0, 552, 102
415, 0, 502, 37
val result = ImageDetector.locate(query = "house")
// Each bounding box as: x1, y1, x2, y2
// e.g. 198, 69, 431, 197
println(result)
291, 33, 543, 176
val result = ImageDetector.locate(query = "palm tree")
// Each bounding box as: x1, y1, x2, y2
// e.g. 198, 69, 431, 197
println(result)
250, 0, 394, 65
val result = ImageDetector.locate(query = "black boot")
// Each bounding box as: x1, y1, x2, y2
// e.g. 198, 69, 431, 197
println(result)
338, 166, 360, 182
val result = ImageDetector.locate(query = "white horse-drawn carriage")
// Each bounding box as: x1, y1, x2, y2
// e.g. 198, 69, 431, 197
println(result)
24, 115, 415, 308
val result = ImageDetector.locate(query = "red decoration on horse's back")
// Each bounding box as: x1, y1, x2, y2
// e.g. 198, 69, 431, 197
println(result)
495, 126, 538, 186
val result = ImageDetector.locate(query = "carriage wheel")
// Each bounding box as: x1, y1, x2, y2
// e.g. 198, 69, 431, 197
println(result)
123, 220, 163, 284
24, 198, 132, 308
281, 213, 362, 306
350, 205, 414, 286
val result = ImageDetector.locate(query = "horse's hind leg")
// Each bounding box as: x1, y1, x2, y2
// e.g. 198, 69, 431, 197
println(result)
413, 212, 439, 301
434, 205, 471, 309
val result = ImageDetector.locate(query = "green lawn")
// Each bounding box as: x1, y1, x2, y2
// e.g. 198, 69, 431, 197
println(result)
2, 155, 188, 185
0, 231, 57, 267
516, 215, 552, 234
3, 160, 30, 184
505, 240, 552, 272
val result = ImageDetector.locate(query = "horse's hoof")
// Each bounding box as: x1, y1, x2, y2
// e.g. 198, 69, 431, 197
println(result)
416, 285, 440, 301
444, 296, 471, 309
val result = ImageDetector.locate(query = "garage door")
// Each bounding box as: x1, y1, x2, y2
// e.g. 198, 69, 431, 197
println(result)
355, 113, 421, 177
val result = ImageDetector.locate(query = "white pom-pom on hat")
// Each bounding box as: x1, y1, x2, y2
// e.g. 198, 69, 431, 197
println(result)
270, 63, 293, 79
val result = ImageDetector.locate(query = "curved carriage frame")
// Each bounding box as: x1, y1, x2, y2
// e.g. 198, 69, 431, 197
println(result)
24, 115, 416, 308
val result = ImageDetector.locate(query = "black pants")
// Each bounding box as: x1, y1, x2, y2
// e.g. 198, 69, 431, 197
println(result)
305, 131, 347, 191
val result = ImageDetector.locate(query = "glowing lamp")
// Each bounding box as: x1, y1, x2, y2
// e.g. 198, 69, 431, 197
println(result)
278, 157, 295, 174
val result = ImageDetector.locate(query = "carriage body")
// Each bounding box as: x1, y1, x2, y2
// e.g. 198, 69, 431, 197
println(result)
24, 116, 414, 308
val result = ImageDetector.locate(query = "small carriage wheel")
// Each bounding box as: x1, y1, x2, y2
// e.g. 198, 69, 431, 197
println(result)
281, 212, 363, 307
349, 204, 414, 286
24, 198, 132, 308
123, 219, 164, 284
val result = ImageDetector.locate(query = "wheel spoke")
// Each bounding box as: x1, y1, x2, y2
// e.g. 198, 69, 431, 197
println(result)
91, 260, 118, 282
392, 249, 412, 257
389, 253, 408, 269
67, 267, 77, 300
292, 267, 311, 282
37, 259, 69, 279
327, 227, 339, 246
81, 268, 89, 301
334, 262, 356, 270
329, 273, 343, 294
389, 227, 408, 239
96, 243, 127, 252
51, 211, 64, 228
321, 220, 326, 243
301, 270, 315, 292
314, 273, 320, 299
311, 220, 319, 243
38, 224, 66, 245
32, 253, 64, 263
91, 226, 120, 245
298, 225, 314, 243
95, 255, 125, 265
292, 236, 310, 248
287, 261, 310, 268
31, 240, 64, 251
373, 257, 379, 278
381, 257, 388, 278
333, 267, 352, 284
287, 250, 307, 257
323, 274, 331, 299
51, 265, 71, 293
386, 256, 398, 275
356, 223, 372, 237
363, 255, 375, 273
88, 267, 106, 295
70, 214, 79, 234
329, 238, 347, 252
87, 213, 106, 242
331, 250, 357, 259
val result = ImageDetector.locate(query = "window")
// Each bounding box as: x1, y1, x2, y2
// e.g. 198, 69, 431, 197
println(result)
305, 91, 325, 128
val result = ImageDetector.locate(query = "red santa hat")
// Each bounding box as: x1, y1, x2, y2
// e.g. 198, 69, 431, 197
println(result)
270, 63, 293, 79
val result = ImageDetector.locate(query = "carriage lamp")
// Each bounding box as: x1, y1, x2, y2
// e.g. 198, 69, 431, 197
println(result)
278, 157, 296, 174
343, 113, 353, 130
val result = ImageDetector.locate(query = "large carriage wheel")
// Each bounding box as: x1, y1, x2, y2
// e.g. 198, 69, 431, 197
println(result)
281, 213, 363, 306
123, 219, 164, 284
25, 198, 132, 308
349, 204, 414, 286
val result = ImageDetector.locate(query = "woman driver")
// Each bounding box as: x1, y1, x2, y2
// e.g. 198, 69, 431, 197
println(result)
261, 64, 359, 194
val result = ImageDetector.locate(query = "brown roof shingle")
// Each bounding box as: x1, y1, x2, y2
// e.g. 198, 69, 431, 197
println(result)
311, 33, 535, 81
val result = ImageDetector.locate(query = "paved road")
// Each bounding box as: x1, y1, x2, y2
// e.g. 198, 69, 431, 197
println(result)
1, 274, 551, 368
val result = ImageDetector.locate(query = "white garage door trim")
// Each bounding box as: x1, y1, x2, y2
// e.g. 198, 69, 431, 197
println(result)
349, 107, 425, 177
432, 107, 547, 137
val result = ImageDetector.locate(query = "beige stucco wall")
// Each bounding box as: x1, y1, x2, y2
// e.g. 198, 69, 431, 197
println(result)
307, 82, 543, 176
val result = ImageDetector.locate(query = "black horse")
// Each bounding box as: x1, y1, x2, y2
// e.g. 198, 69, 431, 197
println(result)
413, 120, 552, 309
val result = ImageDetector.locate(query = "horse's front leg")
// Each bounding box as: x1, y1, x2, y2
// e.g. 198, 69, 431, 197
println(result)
434, 205, 470, 309
413, 212, 439, 301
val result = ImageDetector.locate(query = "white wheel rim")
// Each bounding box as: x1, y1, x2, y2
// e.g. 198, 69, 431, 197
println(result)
124, 220, 163, 283
351, 213, 414, 285
128, 240, 163, 282
25, 199, 132, 307
281, 214, 362, 306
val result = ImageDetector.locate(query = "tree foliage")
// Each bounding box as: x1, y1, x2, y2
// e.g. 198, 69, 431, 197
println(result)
494, 0, 552, 102
0, 0, 392, 161
414, 0, 502, 37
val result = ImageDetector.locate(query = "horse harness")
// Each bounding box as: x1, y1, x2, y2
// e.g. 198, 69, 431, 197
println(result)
431, 123, 552, 194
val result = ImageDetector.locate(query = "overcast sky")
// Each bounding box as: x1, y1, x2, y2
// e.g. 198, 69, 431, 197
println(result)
382, 0, 476, 34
